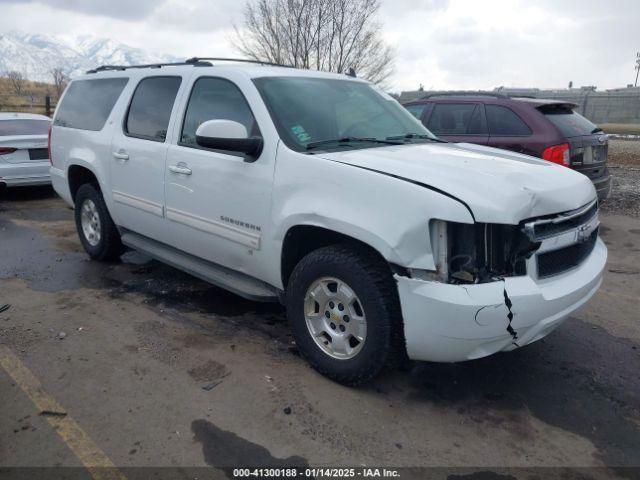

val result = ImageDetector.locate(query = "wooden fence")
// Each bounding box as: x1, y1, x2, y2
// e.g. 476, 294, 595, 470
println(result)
0, 94, 57, 117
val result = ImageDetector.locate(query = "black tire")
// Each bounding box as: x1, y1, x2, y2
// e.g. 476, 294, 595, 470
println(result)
286, 244, 406, 385
74, 183, 124, 261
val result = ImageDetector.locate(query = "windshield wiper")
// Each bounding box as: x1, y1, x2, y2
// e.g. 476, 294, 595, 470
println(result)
386, 133, 448, 143
306, 137, 403, 150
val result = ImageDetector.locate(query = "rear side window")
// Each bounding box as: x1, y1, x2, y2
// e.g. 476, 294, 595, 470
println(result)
404, 104, 426, 120
538, 105, 599, 137
427, 103, 486, 135
180, 77, 259, 148
486, 105, 532, 136
54, 78, 128, 131
125, 76, 182, 142
0, 119, 50, 136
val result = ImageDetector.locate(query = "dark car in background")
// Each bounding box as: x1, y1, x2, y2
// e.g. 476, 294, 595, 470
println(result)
403, 94, 611, 200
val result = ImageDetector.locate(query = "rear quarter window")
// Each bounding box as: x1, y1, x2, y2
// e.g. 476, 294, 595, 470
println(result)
53, 78, 128, 131
538, 105, 599, 137
0, 119, 50, 136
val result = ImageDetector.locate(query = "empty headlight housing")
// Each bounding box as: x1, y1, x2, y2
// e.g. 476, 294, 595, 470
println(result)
427, 220, 540, 284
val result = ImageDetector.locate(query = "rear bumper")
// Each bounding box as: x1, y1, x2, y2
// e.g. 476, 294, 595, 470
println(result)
50, 166, 74, 206
592, 169, 611, 201
396, 237, 607, 362
0, 162, 50, 187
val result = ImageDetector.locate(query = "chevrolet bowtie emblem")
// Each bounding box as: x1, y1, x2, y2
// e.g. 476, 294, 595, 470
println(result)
577, 220, 598, 243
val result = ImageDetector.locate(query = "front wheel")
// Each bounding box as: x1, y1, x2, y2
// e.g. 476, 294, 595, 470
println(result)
74, 183, 124, 261
286, 244, 405, 385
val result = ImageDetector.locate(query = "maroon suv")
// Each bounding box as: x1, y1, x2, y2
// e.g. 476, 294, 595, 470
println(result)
403, 94, 611, 200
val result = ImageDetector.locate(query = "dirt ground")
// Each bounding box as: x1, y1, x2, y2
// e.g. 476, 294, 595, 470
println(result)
1, 186, 639, 480
601, 124, 640, 136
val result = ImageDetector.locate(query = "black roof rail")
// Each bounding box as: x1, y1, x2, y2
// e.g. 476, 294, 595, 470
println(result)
421, 91, 510, 100
185, 57, 294, 68
86, 60, 213, 74
86, 57, 293, 74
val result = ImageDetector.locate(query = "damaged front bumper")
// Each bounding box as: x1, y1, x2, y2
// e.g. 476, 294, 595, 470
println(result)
395, 237, 607, 362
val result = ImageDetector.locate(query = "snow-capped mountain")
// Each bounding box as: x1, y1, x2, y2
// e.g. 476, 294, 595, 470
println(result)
0, 31, 181, 83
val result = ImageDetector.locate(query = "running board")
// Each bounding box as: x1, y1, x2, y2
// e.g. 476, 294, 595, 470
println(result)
120, 231, 279, 302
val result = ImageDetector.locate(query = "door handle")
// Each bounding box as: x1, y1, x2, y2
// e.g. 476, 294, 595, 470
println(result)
112, 151, 129, 161
168, 164, 192, 175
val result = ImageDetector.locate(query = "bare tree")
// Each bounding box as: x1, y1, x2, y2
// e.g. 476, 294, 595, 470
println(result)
6, 71, 26, 96
51, 68, 69, 99
233, 0, 394, 86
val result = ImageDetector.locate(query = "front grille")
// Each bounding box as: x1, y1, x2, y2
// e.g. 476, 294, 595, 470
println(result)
537, 229, 598, 278
530, 201, 598, 240
28, 148, 49, 160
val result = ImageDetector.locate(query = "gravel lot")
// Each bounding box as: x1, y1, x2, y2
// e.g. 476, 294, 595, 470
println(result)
601, 139, 640, 218
609, 139, 640, 167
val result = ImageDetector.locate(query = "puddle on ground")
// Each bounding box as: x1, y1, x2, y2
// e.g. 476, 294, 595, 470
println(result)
1, 213, 284, 317
192, 419, 308, 479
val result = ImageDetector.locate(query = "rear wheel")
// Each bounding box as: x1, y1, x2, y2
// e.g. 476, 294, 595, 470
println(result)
286, 244, 405, 385
74, 183, 124, 261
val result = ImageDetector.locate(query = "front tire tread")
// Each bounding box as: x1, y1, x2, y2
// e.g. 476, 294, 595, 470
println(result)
74, 183, 124, 261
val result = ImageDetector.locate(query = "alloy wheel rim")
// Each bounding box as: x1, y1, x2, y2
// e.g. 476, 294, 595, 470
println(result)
80, 199, 101, 247
303, 276, 367, 360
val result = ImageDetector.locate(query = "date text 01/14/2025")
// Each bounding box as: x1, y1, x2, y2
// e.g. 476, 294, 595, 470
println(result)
232, 467, 401, 478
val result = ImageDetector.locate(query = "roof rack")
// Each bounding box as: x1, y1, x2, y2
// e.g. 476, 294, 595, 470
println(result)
421, 91, 510, 99
185, 57, 293, 68
86, 61, 211, 74
86, 57, 292, 74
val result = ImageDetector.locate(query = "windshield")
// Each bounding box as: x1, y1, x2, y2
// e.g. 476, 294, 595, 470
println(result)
253, 76, 436, 151
0, 119, 50, 136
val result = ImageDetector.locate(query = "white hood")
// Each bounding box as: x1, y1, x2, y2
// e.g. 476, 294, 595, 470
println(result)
318, 142, 596, 224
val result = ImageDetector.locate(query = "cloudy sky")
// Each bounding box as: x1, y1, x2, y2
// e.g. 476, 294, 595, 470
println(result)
1, 0, 639, 92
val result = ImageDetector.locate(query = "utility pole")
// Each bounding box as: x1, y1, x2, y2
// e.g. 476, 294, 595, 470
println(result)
635, 52, 640, 87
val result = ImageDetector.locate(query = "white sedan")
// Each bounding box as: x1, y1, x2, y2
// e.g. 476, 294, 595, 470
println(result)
0, 112, 51, 189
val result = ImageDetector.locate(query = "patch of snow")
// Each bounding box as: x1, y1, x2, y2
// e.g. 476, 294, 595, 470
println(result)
0, 31, 181, 83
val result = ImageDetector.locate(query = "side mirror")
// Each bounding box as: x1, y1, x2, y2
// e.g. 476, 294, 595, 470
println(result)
195, 119, 263, 160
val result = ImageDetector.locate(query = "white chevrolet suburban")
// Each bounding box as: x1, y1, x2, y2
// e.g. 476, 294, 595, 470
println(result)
49, 59, 606, 385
